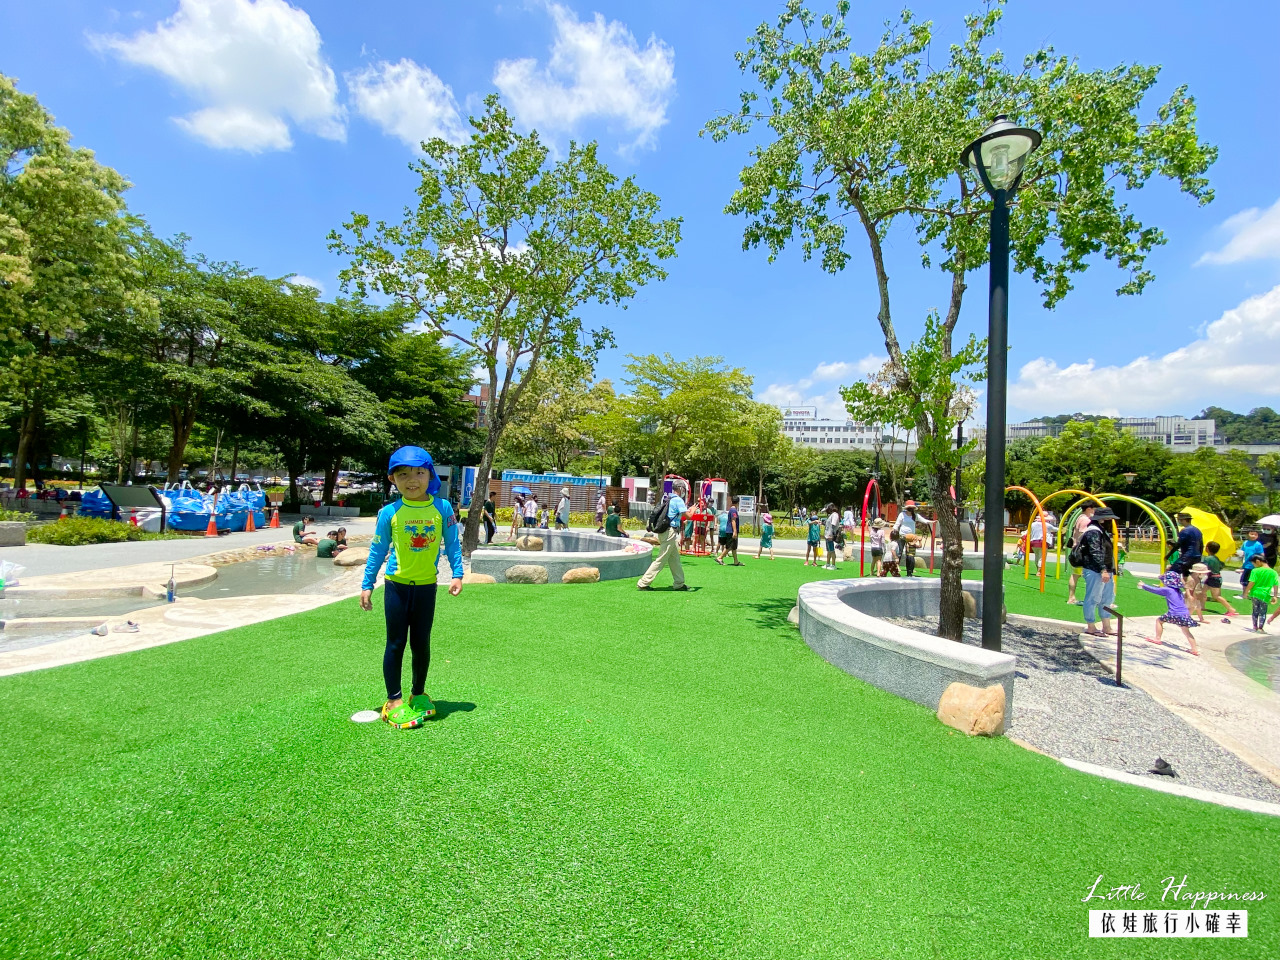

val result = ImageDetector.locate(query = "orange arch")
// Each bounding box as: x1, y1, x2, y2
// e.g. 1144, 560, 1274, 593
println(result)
1007, 486, 1048, 592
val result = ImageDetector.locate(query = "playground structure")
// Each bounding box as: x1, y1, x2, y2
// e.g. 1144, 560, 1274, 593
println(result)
1006, 487, 1177, 592
681, 477, 727, 557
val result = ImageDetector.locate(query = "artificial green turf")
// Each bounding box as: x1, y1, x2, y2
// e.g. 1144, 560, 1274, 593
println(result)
1, 558, 1276, 959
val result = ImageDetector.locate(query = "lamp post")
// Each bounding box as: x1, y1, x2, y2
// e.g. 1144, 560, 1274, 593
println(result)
961, 115, 1041, 652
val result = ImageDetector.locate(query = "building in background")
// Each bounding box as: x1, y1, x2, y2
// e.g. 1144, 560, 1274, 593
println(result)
1000, 415, 1219, 450
463, 384, 490, 429
778, 407, 914, 455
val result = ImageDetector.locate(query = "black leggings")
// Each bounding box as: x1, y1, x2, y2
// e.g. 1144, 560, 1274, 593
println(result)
383, 580, 438, 700
1252, 598, 1270, 631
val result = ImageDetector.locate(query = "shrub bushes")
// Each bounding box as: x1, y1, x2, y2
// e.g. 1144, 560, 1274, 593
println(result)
26, 518, 186, 546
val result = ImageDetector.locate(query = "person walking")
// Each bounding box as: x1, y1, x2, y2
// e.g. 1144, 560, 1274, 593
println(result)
1236, 529, 1266, 599
714, 495, 743, 566
1065, 503, 1096, 606
824, 502, 841, 570
595, 489, 607, 533
1078, 507, 1120, 637
804, 511, 822, 566
522, 493, 539, 531
481, 489, 497, 544
756, 504, 775, 560
509, 492, 525, 540
1168, 511, 1203, 576
555, 487, 572, 530
637, 479, 689, 591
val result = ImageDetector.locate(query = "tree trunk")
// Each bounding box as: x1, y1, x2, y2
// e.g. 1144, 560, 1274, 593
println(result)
930, 466, 967, 642
323, 457, 341, 506
284, 448, 304, 504
14, 405, 40, 492
462, 427, 502, 556
167, 406, 198, 480
229, 441, 239, 484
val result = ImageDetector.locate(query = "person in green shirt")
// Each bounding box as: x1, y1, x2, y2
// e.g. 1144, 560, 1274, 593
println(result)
316, 531, 339, 558
361, 445, 464, 730
1247, 555, 1279, 632
604, 504, 628, 538
292, 516, 318, 546
1201, 541, 1237, 617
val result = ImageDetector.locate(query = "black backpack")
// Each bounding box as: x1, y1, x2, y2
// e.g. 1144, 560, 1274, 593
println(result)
647, 494, 672, 534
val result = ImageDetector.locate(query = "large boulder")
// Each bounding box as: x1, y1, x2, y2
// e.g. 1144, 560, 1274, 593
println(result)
937, 682, 1006, 737
561, 566, 600, 584
462, 572, 496, 585
0, 521, 26, 547
505, 564, 549, 585
516, 536, 545, 552
962, 591, 978, 619
333, 547, 369, 567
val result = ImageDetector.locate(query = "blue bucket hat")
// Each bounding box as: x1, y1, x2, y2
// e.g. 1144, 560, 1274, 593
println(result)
1160, 571, 1184, 591
387, 445, 441, 495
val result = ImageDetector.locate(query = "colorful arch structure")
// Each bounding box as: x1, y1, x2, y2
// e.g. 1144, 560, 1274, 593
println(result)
1006, 486, 1049, 592
1056, 492, 1173, 576
859, 478, 884, 578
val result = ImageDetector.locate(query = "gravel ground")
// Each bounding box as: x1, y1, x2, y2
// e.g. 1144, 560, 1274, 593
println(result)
886, 614, 1280, 805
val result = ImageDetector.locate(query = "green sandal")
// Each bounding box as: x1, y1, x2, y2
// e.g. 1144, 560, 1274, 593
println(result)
382, 700, 427, 730
410, 694, 436, 719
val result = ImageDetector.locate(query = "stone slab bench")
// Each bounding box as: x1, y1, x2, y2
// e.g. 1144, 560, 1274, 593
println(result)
797, 577, 1015, 724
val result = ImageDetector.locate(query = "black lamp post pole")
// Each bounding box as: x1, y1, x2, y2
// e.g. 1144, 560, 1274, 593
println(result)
981, 188, 1010, 652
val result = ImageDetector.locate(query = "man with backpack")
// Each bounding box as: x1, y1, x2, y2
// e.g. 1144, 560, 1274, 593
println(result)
638, 478, 690, 591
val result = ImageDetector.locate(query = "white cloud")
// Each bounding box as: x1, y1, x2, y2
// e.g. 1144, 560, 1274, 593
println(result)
347, 58, 466, 149
758, 355, 886, 420
1198, 197, 1280, 265
1008, 283, 1280, 416
493, 2, 675, 151
287, 273, 323, 293
95, 0, 344, 152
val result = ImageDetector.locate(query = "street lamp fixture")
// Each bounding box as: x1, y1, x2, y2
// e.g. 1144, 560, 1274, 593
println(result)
961, 115, 1041, 653
1122, 472, 1137, 486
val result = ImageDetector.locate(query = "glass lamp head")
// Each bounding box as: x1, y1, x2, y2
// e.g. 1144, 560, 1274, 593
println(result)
961, 115, 1042, 194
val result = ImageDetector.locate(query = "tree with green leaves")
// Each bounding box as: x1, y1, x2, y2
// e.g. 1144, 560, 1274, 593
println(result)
594, 354, 756, 486
1166, 448, 1264, 528
1028, 420, 1172, 501
0, 73, 141, 489
498, 359, 615, 473
332, 96, 680, 553
705, 1, 1215, 639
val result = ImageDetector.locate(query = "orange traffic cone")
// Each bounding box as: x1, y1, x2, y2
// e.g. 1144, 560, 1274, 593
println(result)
129, 508, 139, 527
245, 507, 256, 532
205, 494, 219, 537
268, 506, 280, 528
58, 502, 71, 521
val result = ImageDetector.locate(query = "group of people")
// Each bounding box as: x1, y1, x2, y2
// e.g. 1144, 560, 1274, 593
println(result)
291, 516, 349, 557
804, 500, 930, 576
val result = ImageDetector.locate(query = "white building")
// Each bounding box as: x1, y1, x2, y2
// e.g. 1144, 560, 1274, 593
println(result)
1001, 415, 1218, 450
779, 406, 910, 453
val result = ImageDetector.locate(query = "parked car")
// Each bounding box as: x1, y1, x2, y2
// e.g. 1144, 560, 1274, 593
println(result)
252, 475, 266, 483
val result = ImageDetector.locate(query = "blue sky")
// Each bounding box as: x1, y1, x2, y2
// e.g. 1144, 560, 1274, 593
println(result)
4, 0, 1280, 423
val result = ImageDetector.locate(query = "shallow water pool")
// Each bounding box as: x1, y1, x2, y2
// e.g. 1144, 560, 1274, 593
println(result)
1225, 635, 1279, 691
0, 553, 349, 653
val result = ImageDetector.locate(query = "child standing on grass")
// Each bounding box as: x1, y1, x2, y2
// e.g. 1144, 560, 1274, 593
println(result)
361, 446, 464, 730
869, 518, 887, 576
1246, 555, 1279, 633
1138, 571, 1200, 655
756, 507, 775, 560
805, 512, 822, 566
881, 531, 901, 577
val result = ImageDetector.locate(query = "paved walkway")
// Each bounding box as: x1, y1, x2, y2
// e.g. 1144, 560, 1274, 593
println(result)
1, 516, 378, 579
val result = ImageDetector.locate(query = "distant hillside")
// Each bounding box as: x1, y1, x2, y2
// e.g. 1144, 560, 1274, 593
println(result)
1199, 406, 1280, 444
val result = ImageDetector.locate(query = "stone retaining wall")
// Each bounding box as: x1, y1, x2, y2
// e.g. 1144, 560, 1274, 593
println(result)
470, 529, 652, 584
797, 578, 1015, 724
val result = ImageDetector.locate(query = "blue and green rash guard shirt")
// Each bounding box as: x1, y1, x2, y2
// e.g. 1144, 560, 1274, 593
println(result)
362, 496, 465, 590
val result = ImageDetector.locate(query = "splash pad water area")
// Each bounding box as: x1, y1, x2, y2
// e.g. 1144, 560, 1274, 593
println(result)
0, 550, 356, 654
1226, 634, 1280, 691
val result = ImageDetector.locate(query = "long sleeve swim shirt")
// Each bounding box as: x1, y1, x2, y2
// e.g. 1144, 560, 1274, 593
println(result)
362, 496, 465, 590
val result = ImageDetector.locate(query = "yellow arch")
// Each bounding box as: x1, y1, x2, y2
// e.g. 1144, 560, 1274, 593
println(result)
1055, 493, 1169, 577
1006, 485, 1048, 592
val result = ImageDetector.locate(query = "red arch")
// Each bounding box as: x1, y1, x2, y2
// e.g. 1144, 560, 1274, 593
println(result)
860, 478, 883, 577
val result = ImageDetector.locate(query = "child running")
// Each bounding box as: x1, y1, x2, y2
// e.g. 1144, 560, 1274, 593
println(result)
1202, 541, 1237, 617
361, 445, 464, 729
1246, 555, 1279, 632
1138, 571, 1200, 655
805, 512, 822, 566
756, 506, 775, 560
